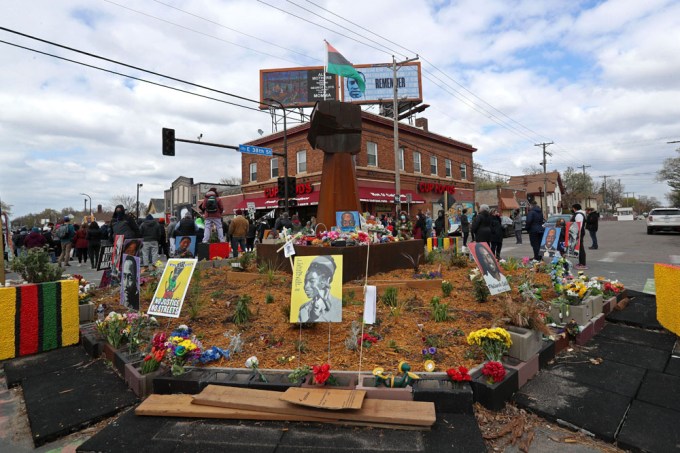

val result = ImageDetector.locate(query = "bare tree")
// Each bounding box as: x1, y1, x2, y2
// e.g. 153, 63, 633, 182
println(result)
562, 167, 594, 208
522, 165, 543, 175
219, 176, 242, 186
0, 200, 12, 216
108, 195, 148, 216
657, 148, 680, 207
474, 163, 507, 190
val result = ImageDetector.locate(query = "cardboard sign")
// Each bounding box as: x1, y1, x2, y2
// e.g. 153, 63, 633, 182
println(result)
290, 255, 343, 323
283, 241, 296, 258
96, 245, 112, 271
468, 242, 511, 295
147, 259, 197, 318
279, 388, 366, 410
565, 221, 582, 258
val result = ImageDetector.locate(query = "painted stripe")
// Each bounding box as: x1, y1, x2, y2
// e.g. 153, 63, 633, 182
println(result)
41, 282, 58, 351
599, 252, 625, 263
60, 280, 80, 347
0, 287, 16, 360
670, 255, 680, 264
37, 284, 44, 352
19, 285, 39, 356
14, 287, 21, 358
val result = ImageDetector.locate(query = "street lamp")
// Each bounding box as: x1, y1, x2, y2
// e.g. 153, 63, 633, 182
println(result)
80, 193, 92, 217
136, 183, 143, 219
264, 98, 289, 215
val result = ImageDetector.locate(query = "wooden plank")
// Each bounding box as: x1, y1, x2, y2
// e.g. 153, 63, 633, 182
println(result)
192, 385, 436, 427
135, 394, 429, 430
135, 394, 329, 422
280, 388, 366, 410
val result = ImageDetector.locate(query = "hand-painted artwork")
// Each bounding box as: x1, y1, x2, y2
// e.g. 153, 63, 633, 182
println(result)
468, 241, 511, 295
147, 259, 197, 318
290, 255, 343, 323
120, 254, 140, 310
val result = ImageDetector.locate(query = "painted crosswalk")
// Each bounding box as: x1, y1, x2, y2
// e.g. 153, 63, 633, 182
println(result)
598, 252, 625, 263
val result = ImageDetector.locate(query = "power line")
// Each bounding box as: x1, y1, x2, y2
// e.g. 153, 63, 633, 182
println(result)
0, 39, 265, 113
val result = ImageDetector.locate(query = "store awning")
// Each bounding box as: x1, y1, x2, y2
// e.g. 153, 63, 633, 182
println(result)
358, 187, 425, 204
233, 191, 320, 211
500, 197, 520, 210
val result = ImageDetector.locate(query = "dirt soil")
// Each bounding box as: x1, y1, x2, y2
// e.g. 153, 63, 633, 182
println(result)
94, 257, 557, 373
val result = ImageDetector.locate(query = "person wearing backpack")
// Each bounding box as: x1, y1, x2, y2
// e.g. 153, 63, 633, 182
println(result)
56, 217, 75, 267
199, 187, 224, 244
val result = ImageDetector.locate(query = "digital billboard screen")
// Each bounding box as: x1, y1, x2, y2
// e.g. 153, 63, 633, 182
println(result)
260, 67, 338, 108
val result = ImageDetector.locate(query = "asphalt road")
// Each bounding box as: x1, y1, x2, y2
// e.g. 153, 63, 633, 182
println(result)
501, 219, 680, 292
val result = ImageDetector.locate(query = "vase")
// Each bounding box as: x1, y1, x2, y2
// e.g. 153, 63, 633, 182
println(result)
470, 365, 518, 411
505, 326, 542, 362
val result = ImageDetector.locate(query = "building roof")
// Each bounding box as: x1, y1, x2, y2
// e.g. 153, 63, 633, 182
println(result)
148, 198, 165, 214
507, 171, 564, 195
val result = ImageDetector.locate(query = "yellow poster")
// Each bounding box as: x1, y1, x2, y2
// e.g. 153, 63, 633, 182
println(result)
290, 255, 343, 323
147, 259, 197, 318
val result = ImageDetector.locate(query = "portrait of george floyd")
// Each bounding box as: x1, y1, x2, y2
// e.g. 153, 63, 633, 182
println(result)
120, 254, 140, 310
541, 227, 560, 255
469, 241, 511, 295
335, 211, 360, 232
290, 255, 343, 323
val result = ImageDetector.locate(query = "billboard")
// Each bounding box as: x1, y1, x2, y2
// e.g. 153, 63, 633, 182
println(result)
260, 67, 338, 108
341, 62, 422, 105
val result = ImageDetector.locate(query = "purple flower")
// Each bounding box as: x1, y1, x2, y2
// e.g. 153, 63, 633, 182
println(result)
428, 347, 437, 355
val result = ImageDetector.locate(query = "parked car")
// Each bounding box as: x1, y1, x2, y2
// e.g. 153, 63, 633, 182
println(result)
544, 214, 572, 228
646, 208, 680, 234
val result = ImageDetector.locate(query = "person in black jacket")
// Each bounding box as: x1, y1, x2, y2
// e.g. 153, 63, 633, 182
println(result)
471, 204, 492, 245
585, 208, 600, 249
525, 201, 545, 261
434, 210, 445, 238
86, 221, 103, 269
110, 205, 140, 240
460, 209, 470, 247
489, 209, 504, 260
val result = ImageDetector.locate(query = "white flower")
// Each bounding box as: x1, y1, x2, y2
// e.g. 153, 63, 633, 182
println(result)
245, 356, 259, 369
178, 324, 189, 331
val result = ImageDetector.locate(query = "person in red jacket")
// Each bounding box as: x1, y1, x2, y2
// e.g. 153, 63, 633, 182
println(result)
73, 223, 89, 266
24, 227, 47, 249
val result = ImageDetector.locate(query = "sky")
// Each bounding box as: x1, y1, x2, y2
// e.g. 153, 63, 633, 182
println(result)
2, 0, 679, 219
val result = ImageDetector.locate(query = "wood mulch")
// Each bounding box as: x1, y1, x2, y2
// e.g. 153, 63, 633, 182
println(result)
94, 258, 556, 373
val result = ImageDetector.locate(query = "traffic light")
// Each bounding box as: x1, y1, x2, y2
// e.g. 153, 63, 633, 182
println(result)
286, 176, 297, 198
277, 177, 286, 197
162, 128, 175, 156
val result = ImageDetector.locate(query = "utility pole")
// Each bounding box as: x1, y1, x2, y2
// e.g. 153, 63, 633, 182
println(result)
535, 142, 553, 214
579, 164, 591, 207
393, 54, 419, 217
600, 175, 610, 214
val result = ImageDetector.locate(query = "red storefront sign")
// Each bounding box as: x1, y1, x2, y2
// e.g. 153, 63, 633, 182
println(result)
417, 182, 456, 195
264, 182, 314, 198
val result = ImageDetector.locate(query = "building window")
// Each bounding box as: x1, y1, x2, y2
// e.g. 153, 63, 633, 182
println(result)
367, 141, 378, 167
460, 163, 467, 180
398, 147, 404, 171
249, 162, 257, 182
297, 150, 306, 173
430, 156, 438, 175
271, 157, 279, 178
445, 159, 452, 178
413, 151, 421, 173
192, 195, 197, 205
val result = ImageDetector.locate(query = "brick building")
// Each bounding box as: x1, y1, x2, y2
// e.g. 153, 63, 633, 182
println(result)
220, 111, 476, 222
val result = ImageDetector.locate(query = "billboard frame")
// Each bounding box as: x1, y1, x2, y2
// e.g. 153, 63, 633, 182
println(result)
339, 61, 423, 105
259, 66, 339, 109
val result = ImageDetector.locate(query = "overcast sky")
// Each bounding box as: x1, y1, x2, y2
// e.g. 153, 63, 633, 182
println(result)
2, 0, 679, 218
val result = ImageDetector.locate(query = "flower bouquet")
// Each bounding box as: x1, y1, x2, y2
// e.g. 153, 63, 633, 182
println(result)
603, 280, 625, 298
96, 311, 127, 348
466, 327, 512, 362
165, 327, 202, 376
481, 361, 506, 384
310, 363, 339, 386
245, 356, 268, 382
358, 333, 378, 349
141, 332, 167, 374
124, 312, 158, 354
446, 366, 471, 387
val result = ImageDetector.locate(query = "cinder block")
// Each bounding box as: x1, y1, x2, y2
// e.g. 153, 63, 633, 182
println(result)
412, 379, 473, 414
503, 354, 539, 388
575, 321, 595, 346
592, 313, 605, 334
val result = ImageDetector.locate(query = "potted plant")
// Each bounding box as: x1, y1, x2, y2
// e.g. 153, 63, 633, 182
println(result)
95, 311, 127, 361
501, 296, 551, 361
301, 363, 357, 389
470, 360, 519, 411
165, 325, 202, 376
125, 332, 168, 398
466, 327, 512, 362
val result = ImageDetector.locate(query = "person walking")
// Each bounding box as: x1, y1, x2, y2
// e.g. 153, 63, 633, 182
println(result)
512, 209, 523, 244
140, 215, 162, 268
571, 203, 588, 270
86, 221, 103, 269
586, 207, 600, 250
56, 217, 75, 267
199, 188, 225, 244
489, 208, 504, 260
74, 223, 88, 266
525, 200, 545, 262
228, 210, 249, 257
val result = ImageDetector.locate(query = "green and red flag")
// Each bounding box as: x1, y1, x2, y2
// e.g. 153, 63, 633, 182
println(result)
326, 41, 365, 94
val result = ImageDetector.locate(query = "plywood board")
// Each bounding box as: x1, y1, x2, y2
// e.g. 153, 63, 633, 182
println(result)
192, 385, 435, 427
280, 388, 365, 410
135, 394, 327, 421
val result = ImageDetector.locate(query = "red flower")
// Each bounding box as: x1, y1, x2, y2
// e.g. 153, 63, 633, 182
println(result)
357, 333, 378, 347
312, 363, 331, 385
446, 366, 471, 382
482, 361, 506, 384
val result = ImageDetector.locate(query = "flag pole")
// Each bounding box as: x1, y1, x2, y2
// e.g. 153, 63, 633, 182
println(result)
323, 40, 327, 100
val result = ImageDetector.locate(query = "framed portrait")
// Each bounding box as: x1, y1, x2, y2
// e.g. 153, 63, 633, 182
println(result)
540, 227, 561, 254
335, 211, 360, 232
174, 236, 197, 258
120, 254, 140, 310
468, 241, 511, 295
290, 255, 343, 323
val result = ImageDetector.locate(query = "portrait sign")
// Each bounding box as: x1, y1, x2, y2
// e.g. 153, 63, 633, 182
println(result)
260, 66, 338, 108
290, 255, 343, 323
110, 235, 125, 276
123, 239, 143, 258
341, 62, 422, 105
564, 222, 582, 258
468, 242, 511, 295
147, 259, 198, 318
174, 236, 197, 258
120, 254, 141, 310
540, 227, 561, 256
335, 211, 360, 233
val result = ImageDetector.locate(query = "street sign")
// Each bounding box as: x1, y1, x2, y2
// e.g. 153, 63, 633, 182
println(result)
239, 144, 273, 156
246, 202, 256, 218
394, 194, 401, 204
